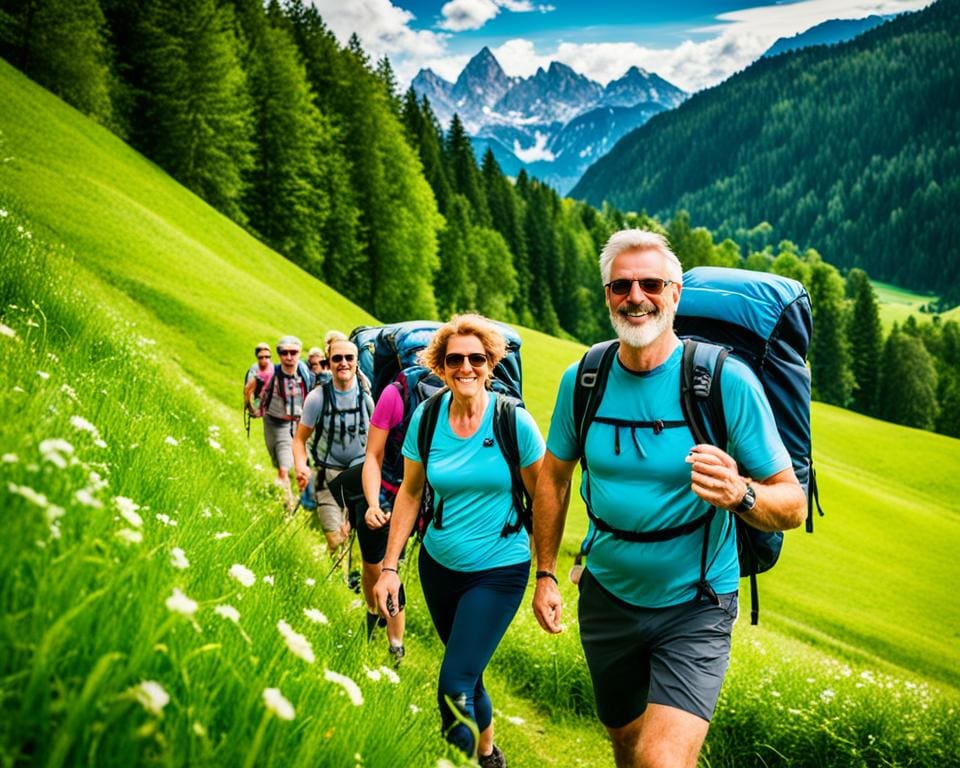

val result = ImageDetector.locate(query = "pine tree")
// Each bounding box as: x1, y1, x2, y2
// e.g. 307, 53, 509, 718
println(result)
846, 268, 884, 414
435, 194, 475, 316
808, 260, 854, 406
877, 326, 938, 430
445, 114, 491, 227
8, 0, 114, 126
243, 20, 329, 274
134, 0, 254, 224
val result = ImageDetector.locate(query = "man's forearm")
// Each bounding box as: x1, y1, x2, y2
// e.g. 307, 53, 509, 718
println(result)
533, 454, 575, 573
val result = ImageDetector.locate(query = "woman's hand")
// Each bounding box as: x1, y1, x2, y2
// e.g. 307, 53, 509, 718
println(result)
365, 505, 391, 530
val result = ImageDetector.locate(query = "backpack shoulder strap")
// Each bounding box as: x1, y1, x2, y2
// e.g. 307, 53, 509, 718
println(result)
492, 394, 531, 536
679, 339, 729, 448
259, 363, 284, 413
573, 340, 619, 460
416, 387, 448, 530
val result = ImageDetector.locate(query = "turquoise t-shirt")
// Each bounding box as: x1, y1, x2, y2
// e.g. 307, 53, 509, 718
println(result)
547, 343, 790, 608
403, 391, 545, 572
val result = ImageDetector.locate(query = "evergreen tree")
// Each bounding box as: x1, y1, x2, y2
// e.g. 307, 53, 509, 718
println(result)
402, 91, 451, 214
243, 19, 328, 274
5, 0, 114, 126
846, 268, 884, 414
435, 194, 475, 316
877, 325, 938, 429
375, 55, 401, 117
445, 114, 491, 227
134, 0, 254, 224
521, 177, 560, 334
471, 226, 517, 322
808, 260, 854, 406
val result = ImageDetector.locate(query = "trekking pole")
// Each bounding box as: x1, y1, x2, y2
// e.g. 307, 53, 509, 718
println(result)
326, 530, 355, 580
243, 406, 251, 439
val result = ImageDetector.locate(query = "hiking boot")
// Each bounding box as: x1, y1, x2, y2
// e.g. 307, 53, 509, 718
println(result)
478, 744, 506, 768
366, 611, 387, 639
388, 644, 405, 666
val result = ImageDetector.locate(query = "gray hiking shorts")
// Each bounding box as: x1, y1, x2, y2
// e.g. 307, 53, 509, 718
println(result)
314, 467, 347, 533
263, 415, 297, 469
578, 568, 737, 728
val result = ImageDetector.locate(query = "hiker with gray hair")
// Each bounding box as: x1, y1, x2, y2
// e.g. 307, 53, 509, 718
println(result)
248, 335, 312, 510
532, 229, 805, 768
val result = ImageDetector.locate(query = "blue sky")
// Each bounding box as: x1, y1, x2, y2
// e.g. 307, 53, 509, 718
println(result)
309, 0, 934, 91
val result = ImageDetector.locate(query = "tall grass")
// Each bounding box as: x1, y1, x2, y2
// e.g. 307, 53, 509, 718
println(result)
0, 214, 472, 767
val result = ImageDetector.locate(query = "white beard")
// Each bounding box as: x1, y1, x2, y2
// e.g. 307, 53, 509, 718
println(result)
609, 304, 673, 349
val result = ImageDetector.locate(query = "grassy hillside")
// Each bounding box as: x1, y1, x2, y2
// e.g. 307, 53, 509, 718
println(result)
2, 58, 959, 767
873, 280, 960, 329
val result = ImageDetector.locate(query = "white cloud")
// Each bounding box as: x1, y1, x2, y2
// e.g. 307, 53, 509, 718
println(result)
439, 0, 499, 31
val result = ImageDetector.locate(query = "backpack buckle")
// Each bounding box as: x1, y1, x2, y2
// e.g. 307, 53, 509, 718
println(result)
580, 371, 598, 388
692, 366, 712, 398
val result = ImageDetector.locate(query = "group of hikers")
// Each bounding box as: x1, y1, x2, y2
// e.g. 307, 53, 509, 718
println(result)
241, 229, 809, 768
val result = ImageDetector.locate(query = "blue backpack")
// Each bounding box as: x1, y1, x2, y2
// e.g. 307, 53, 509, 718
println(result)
574, 267, 821, 624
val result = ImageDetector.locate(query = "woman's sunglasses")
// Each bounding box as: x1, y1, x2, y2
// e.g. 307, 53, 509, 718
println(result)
444, 353, 489, 368
604, 278, 675, 296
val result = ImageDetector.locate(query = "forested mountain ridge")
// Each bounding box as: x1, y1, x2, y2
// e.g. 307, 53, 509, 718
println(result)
571, 0, 960, 304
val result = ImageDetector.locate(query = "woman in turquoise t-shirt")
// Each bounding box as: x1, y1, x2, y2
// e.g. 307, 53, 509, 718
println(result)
374, 314, 544, 768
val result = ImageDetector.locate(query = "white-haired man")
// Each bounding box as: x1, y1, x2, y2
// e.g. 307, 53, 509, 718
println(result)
532, 229, 805, 768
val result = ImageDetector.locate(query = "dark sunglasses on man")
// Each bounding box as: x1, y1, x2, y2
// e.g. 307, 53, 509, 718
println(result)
278, 348, 299, 357
604, 278, 676, 296
330, 353, 355, 364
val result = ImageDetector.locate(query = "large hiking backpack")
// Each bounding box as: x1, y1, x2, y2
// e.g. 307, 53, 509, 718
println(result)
259, 362, 312, 420
574, 266, 820, 624
416, 390, 532, 538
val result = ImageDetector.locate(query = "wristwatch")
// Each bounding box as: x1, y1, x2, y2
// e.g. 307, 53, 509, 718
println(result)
734, 483, 757, 514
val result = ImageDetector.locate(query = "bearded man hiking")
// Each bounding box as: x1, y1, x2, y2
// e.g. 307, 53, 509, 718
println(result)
531, 229, 806, 768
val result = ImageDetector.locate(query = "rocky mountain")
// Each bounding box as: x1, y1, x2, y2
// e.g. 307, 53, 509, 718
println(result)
411, 48, 686, 194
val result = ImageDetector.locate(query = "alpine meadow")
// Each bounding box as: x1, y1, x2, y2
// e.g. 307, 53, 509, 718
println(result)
2, 4, 960, 768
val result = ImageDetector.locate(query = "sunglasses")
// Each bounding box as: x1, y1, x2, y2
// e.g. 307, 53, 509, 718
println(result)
444, 352, 489, 368
278, 349, 299, 356
330, 354, 355, 364
605, 278, 676, 296
257, 354, 271, 360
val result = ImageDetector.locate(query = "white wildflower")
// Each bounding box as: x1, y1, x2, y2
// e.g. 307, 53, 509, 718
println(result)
60, 384, 78, 401
164, 436, 179, 446
207, 437, 222, 451
214, 531, 232, 540
69, 415, 99, 438
0, 323, 16, 339
156, 513, 177, 527
39, 438, 74, 468
74, 489, 101, 508
505, 715, 525, 726
165, 588, 198, 616
304, 577, 316, 587
45, 505, 65, 524
304, 608, 328, 625
365, 667, 382, 682
409, 703, 420, 714
214, 604, 240, 623
88, 471, 108, 490
170, 547, 190, 570
262, 575, 275, 586
132, 680, 170, 716
115, 528, 142, 545
277, 620, 315, 664
49, 523, 62, 539
2, 453, 17, 463
820, 688, 836, 702
229, 563, 255, 587
115, 496, 143, 528
8, 482, 48, 508
36, 370, 50, 380
263, 688, 295, 721
379, 666, 400, 685
94, 438, 107, 449
324, 668, 363, 706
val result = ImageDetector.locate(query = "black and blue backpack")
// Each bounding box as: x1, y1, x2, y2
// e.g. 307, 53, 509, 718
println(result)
574, 266, 822, 624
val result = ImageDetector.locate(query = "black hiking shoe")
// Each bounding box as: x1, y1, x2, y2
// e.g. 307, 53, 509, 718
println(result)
478, 744, 506, 768
366, 611, 387, 639
388, 644, 405, 666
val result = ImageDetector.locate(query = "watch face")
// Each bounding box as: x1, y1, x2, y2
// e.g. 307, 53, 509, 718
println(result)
738, 484, 757, 513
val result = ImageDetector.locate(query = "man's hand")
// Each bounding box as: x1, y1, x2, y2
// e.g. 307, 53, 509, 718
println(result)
294, 463, 311, 491
532, 577, 564, 634
685, 444, 747, 511
365, 506, 391, 530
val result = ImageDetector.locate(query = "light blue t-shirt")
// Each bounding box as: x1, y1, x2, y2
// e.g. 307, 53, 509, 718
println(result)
403, 391, 545, 572
547, 343, 790, 608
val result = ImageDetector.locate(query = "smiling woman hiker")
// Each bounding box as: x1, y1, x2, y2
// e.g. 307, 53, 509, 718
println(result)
374, 314, 544, 768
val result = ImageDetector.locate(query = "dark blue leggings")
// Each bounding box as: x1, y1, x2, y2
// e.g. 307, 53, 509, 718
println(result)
418, 546, 528, 755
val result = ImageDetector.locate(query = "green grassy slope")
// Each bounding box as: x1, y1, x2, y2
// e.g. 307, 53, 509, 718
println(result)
873, 280, 960, 329
3, 57, 960, 766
